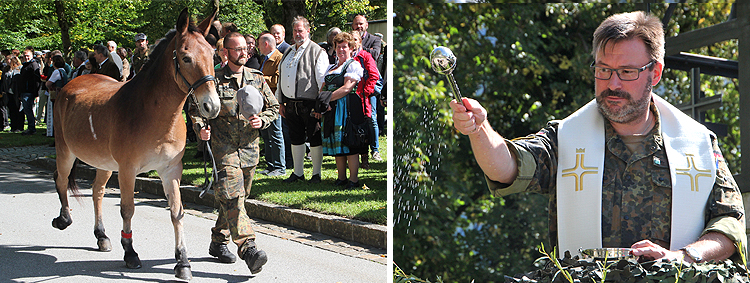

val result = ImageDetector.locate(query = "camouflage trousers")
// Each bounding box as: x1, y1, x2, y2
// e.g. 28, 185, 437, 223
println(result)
211, 164, 257, 258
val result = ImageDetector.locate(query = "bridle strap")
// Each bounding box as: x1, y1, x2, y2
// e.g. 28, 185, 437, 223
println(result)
173, 50, 214, 108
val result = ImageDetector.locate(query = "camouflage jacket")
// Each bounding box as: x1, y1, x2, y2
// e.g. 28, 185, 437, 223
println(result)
131, 47, 149, 75
189, 65, 279, 168
488, 102, 746, 259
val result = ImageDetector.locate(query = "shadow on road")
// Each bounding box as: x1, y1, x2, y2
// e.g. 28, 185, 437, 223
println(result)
0, 244, 254, 282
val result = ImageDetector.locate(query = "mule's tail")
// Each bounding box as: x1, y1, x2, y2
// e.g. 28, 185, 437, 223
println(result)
54, 159, 81, 198
69, 159, 81, 198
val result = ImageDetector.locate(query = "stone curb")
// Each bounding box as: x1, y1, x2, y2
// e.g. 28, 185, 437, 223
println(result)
28, 157, 386, 250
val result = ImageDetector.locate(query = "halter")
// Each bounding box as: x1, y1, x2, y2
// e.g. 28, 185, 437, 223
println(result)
173, 50, 215, 110
172, 50, 217, 198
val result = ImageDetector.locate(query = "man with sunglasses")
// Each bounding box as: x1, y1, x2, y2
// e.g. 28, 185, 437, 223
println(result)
189, 32, 278, 274
451, 11, 745, 264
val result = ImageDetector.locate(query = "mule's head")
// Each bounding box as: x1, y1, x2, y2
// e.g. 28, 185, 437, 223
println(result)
171, 7, 220, 119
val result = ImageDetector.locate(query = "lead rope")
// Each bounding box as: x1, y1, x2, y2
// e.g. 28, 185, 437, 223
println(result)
198, 123, 218, 199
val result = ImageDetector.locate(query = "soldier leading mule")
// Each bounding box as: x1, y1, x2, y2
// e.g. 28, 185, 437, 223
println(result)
51, 7, 220, 280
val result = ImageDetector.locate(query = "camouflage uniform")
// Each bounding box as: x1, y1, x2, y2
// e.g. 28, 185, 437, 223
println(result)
189, 65, 279, 258
489, 102, 746, 261
130, 47, 149, 75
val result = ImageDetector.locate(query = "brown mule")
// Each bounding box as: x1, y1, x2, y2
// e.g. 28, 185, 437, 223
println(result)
51, 7, 220, 280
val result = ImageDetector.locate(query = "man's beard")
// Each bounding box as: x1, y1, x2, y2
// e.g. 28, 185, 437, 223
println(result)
596, 77, 652, 124
295, 35, 306, 45
228, 54, 246, 66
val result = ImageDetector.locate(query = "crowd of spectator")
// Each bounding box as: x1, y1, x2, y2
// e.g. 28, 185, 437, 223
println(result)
0, 37, 148, 138
0, 14, 387, 157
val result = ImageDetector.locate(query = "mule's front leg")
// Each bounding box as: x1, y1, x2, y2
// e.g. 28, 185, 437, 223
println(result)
118, 169, 141, 269
160, 162, 191, 280
93, 169, 114, 252
169, 192, 191, 280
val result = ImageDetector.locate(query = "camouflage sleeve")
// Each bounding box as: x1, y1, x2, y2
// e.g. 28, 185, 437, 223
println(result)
257, 76, 279, 130
486, 139, 536, 197
486, 121, 560, 197
702, 135, 746, 262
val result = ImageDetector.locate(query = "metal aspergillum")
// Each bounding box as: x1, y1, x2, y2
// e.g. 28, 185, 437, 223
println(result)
430, 46, 465, 106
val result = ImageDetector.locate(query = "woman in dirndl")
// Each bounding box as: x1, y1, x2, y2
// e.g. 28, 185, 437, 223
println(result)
319, 32, 365, 189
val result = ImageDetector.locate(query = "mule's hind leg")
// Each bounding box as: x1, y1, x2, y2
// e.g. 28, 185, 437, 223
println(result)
159, 160, 192, 280
52, 154, 77, 230
117, 168, 141, 269
92, 169, 114, 252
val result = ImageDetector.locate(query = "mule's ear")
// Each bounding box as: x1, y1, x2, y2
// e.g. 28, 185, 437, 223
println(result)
177, 7, 190, 34
198, 0, 219, 37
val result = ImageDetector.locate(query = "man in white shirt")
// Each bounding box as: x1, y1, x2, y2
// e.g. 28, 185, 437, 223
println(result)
277, 16, 328, 184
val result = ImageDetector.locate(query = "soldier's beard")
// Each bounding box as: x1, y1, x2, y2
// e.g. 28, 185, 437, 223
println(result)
228, 54, 246, 67
596, 77, 652, 124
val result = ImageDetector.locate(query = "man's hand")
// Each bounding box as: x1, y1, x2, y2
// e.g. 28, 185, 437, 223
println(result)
249, 115, 263, 129
450, 98, 487, 135
199, 125, 211, 141
310, 111, 322, 119
630, 240, 687, 262
279, 104, 286, 118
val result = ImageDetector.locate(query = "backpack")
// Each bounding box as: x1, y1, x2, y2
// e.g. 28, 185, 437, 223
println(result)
355, 56, 382, 98
55, 68, 68, 89
372, 77, 383, 98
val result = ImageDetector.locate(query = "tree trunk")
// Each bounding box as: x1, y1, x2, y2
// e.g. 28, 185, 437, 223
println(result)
281, 1, 306, 41
54, 0, 71, 54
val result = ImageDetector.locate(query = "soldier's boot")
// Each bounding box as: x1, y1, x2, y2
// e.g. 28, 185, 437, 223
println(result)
209, 242, 237, 263
242, 241, 267, 274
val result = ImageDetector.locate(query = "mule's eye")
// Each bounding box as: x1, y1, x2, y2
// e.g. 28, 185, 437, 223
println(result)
182, 57, 192, 63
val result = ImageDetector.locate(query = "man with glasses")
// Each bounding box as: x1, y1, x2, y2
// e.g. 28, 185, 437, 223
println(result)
189, 32, 278, 274
450, 11, 745, 264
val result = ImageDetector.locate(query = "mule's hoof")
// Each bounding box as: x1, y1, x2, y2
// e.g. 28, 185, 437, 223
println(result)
52, 216, 72, 230
124, 252, 142, 269
174, 265, 192, 281
97, 237, 112, 252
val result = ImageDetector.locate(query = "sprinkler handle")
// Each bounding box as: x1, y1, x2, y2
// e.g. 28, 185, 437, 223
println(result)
445, 73, 466, 108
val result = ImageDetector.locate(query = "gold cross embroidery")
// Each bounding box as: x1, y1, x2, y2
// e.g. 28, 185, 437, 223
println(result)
561, 148, 599, 191
675, 153, 712, 192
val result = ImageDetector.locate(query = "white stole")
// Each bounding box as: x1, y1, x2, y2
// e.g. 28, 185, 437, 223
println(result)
556, 95, 715, 254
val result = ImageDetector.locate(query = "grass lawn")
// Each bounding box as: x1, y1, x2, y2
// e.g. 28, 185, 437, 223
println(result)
2, 123, 387, 225
0, 124, 55, 147
176, 135, 388, 225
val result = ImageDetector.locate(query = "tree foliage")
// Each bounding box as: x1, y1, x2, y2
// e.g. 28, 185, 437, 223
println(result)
259, 0, 386, 43
0, 0, 386, 54
394, 3, 739, 282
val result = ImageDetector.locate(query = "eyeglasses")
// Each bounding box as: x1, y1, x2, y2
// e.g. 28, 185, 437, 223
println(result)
590, 60, 655, 81
226, 46, 248, 52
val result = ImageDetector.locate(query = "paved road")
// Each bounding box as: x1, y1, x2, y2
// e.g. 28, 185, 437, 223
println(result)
0, 158, 387, 282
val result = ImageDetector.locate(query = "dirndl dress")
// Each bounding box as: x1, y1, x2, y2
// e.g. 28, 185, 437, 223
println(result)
321, 59, 366, 156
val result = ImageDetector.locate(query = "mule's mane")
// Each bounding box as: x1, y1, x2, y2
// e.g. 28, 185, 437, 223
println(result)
114, 22, 204, 123
139, 24, 203, 74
